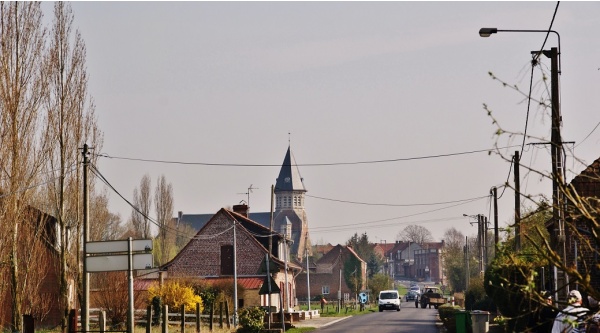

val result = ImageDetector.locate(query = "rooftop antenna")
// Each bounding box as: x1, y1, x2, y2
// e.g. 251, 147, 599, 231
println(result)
237, 184, 259, 207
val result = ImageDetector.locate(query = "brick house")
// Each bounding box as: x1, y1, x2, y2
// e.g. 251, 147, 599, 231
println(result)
0, 205, 64, 329
386, 241, 422, 280
564, 157, 600, 291
159, 205, 301, 311
413, 241, 445, 283
295, 245, 366, 304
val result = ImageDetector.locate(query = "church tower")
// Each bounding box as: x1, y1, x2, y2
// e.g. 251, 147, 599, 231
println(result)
274, 146, 311, 261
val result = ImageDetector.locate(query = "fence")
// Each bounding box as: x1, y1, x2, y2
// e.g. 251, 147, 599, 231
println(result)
72, 302, 232, 333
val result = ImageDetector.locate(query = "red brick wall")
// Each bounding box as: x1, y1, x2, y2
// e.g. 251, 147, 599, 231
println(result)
167, 212, 269, 277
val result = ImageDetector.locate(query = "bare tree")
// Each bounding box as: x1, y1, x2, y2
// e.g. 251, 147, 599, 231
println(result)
396, 225, 434, 245
155, 175, 174, 265
0, 2, 48, 331
42, 3, 103, 331
130, 174, 152, 238
89, 190, 125, 241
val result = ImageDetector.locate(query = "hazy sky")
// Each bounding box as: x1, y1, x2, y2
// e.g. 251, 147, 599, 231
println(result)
46, 2, 600, 246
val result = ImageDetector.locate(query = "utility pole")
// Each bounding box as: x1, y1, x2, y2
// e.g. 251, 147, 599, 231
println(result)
464, 236, 470, 290
306, 249, 311, 311
477, 215, 484, 275
544, 46, 569, 300
483, 216, 489, 268
514, 151, 521, 251
233, 220, 238, 327
492, 187, 499, 247
82, 144, 90, 333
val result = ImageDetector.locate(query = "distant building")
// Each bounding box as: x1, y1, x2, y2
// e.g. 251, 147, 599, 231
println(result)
175, 146, 311, 261
413, 241, 445, 284
295, 244, 367, 303
387, 241, 422, 280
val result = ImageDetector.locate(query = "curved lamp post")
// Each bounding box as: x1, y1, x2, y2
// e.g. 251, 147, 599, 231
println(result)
478, 27, 561, 73
478, 26, 566, 301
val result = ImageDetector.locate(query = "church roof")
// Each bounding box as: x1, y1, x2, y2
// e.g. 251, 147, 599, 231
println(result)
275, 146, 306, 192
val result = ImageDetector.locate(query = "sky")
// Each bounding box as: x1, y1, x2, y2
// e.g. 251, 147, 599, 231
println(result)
44, 1, 600, 246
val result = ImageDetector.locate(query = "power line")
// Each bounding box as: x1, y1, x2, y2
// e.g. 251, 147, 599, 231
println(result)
306, 194, 489, 207
94, 145, 520, 167
90, 163, 235, 241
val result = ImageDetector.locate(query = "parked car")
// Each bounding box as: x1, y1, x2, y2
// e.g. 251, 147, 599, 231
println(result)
405, 290, 418, 301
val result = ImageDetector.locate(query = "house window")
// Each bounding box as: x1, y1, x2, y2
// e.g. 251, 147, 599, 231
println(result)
322, 285, 330, 295
221, 245, 234, 275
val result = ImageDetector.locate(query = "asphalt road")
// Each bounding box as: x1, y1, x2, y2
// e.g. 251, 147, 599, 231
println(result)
313, 301, 440, 333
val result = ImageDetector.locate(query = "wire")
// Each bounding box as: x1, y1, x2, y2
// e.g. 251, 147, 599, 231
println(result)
532, 2, 560, 65
308, 195, 487, 232
94, 145, 520, 167
521, 61, 535, 158
306, 194, 489, 207
0, 165, 78, 199
497, 157, 514, 200
91, 163, 242, 241
575, 121, 600, 148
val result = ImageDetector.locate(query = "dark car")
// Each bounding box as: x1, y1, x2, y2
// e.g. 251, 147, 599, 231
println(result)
405, 291, 417, 301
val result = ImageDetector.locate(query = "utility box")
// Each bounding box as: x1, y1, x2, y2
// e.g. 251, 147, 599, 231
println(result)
470, 310, 490, 333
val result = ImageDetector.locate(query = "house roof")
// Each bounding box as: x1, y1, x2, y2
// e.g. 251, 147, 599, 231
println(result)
275, 146, 306, 192
570, 157, 600, 196
203, 276, 265, 290
163, 208, 301, 272
317, 244, 366, 266
177, 211, 273, 232
373, 242, 396, 256
314, 244, 334, 255
420, 241, 445, 250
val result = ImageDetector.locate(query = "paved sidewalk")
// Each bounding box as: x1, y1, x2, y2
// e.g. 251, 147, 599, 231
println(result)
292, 316, 352, 328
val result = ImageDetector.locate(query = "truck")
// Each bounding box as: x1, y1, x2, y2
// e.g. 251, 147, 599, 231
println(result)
416, 286, 446, 309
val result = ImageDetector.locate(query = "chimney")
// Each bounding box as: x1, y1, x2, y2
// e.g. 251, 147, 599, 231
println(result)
233, 204, 249, 217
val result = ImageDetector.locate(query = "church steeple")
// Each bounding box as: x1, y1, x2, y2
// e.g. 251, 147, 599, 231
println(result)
275, 146, 306, 193
273, 145, 311, 260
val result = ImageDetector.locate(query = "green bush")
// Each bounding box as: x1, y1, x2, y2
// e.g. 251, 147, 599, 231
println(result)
438, 304, 462, 333
237, 306, 266, 333
484, 253, 541, 332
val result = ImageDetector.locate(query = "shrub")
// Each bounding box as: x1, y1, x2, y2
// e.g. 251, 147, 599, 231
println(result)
147, 280, 203, 313
237, 306, 266, 333
484, 252, 540, 332
438, 304, 462, 333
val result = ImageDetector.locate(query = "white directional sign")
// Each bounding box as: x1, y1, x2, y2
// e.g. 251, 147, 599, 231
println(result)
86, 239, 153, 254
86, 253, 154, 272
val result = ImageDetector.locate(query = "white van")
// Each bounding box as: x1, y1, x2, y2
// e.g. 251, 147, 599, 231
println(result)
378, 290, 401, 312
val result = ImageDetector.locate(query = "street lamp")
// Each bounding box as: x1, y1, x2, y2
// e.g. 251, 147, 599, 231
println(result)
479, 26, 567, 301
478, 27, 561, 73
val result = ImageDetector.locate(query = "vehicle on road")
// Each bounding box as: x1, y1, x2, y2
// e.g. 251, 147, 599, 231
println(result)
417, 286, 446, 309
409, 285, 421, 295
378, 290, 401, 312
405, 290, 418, 301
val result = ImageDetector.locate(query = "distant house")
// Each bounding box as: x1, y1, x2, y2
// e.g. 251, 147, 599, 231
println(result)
295, 245, 367, 303
387, 241, 422, 280
159, 205, 301, 311
0, 205, 64, 329
413, 241, 445, 284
